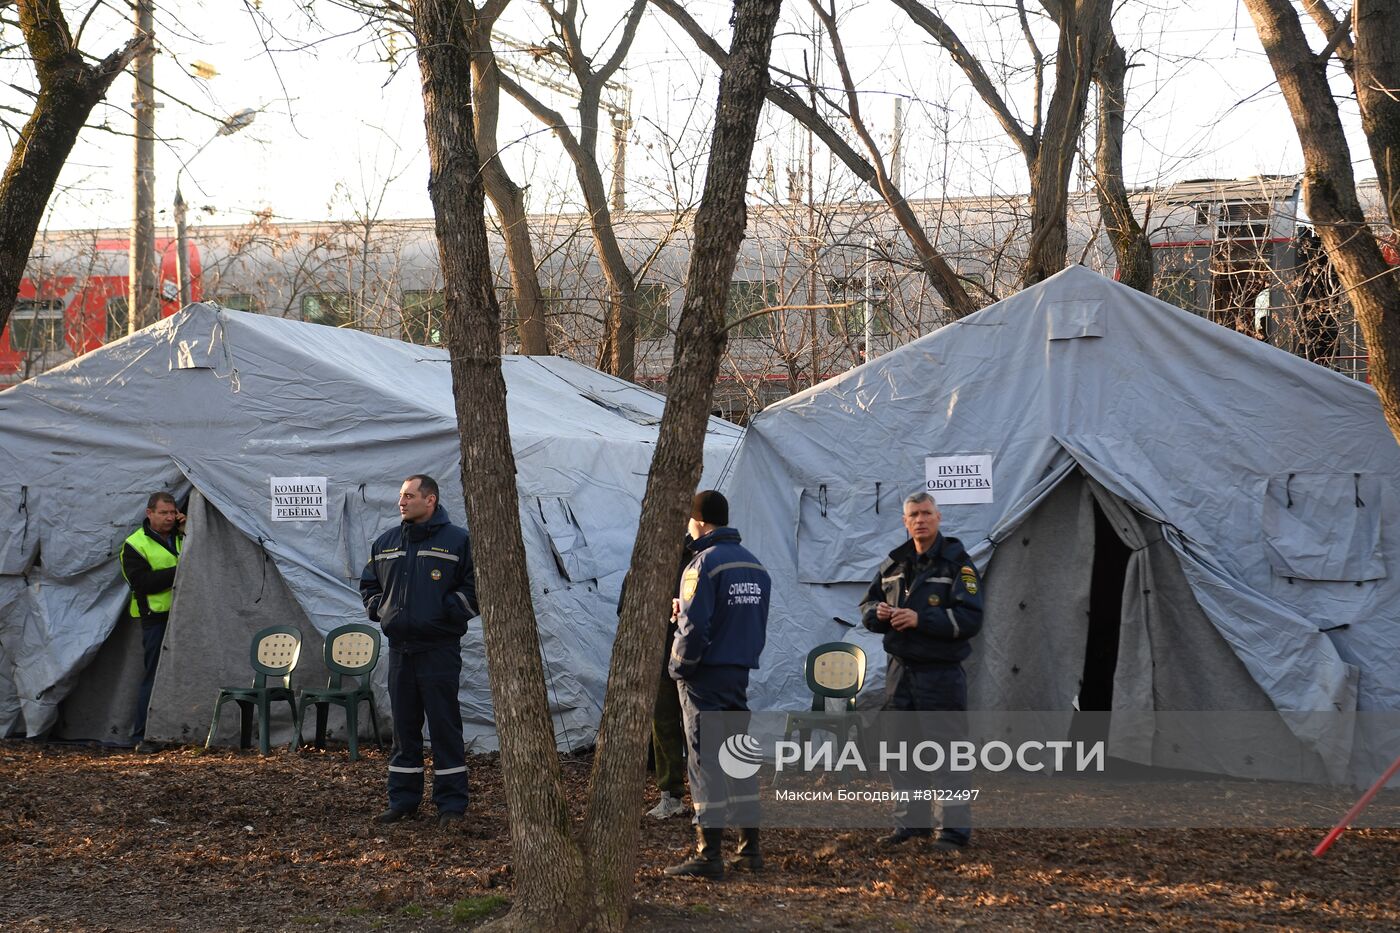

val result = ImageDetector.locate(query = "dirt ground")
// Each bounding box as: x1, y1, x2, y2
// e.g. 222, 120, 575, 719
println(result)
3, 740, 1398, 932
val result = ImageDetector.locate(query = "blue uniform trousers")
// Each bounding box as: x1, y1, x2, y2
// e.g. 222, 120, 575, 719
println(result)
387, 645, 469, 814
132, 619, 166, 742
884, 659, 972, 844
678, 665, 759, 829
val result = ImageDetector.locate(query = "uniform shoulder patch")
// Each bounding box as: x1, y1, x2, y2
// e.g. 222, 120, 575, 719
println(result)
960, 565, 978, 595
681, 568, 700, 602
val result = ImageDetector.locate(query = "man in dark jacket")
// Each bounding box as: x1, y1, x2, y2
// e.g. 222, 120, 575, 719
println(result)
648, 535, 693, 820
862, 491, 983, 851
664, 491, 771, 879
360, 475, 477, 827
120, 492, 184, 753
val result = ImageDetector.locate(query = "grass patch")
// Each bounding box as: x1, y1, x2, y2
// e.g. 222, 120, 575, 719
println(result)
451, 895, 508, 923
400, 904, 426, 919
290, 915, 321, 925
345, 906, 369, 918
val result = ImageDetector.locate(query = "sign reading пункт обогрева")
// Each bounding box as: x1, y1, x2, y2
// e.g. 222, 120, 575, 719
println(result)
271, 476, 328, 522
924, 455, 994, 505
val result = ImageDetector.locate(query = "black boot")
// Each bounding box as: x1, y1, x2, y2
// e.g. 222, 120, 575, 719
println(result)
728, 827, 763, 873
664, 826, 724, 879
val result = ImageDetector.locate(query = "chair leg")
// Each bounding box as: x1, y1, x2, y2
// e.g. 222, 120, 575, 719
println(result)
346, 701, 359, 763
257, 698, 272, 756
284, 697, 299, 752
238, 700, 254, 750
206, 695, 227, 749
314, 702, 329, 750
293, 698, 307, 753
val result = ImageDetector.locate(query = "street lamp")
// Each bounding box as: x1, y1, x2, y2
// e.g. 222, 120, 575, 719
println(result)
174, 108, 256, 307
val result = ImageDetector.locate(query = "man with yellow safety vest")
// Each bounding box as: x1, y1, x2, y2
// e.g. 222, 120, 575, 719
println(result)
120, 492, 184, 753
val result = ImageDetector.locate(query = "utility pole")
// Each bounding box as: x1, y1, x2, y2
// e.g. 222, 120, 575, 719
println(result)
891, 97, 903, 191
128, 0, 157, 335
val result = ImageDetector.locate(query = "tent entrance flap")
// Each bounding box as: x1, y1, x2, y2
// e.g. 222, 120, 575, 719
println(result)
1078, 498, 1130, 713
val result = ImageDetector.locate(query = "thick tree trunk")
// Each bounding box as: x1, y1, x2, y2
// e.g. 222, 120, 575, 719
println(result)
0, 1, 147, 334
409, 2, 589, 930
1023, 0, 1108, 286
467, 6, 550, 355
653, 0, 977, 316
1093, 32, 1152, 292
1354, 0, 1400, 229
1245, 0, 1400, 444
579, 0, 783, 928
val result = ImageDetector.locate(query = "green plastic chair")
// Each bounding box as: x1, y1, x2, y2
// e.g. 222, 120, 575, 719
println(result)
205, 625, 302, 756
782, 642, 868, 780
294, 623, 384, 761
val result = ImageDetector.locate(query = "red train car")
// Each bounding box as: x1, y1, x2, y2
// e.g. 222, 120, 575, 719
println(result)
1, 237, 198, 387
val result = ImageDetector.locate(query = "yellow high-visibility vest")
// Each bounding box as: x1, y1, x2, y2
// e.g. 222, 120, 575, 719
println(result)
121, 528, 182, 618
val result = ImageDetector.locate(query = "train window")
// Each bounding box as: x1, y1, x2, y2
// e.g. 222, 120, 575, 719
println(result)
9, 300, 65, 352
824, 279, 890, 337
402, 290, 444, 345
726, 281, 778, 338
300, 292, 354, 328
105, 297, 128, 342
636, 284, 670, 340
215, 294, 263, 313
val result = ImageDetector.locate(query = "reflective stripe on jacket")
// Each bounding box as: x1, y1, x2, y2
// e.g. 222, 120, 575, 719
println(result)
670, 527, 771, 679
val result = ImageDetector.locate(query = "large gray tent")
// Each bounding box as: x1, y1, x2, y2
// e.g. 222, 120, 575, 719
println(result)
0, 304, 742, 750
723, 266, 1399, 784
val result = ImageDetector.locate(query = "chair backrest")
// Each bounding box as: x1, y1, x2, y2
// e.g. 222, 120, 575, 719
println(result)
322, 623, 381, 688
249, 625, 302, 689
805, 642, 867, 712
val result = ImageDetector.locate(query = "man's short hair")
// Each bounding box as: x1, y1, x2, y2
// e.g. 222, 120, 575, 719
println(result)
903, 491, 937, 510
692, 489, 729, 526
405, 474, 440, 501
146, 492, 177, 511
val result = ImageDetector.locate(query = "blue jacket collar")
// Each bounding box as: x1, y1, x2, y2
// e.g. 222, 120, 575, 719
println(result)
693, 526, 741, 550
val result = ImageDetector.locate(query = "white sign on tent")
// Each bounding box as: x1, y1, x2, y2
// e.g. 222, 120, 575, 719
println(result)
924, 454, 994, 505
270, 476, 328, 522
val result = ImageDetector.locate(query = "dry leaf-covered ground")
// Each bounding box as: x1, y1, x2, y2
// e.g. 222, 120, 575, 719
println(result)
3, 740, 1398, 931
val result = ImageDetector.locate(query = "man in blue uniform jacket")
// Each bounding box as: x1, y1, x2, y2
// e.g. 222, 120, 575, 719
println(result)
664, 490, 771, 880
862, 491, 983, 852
360, 475, 477, 828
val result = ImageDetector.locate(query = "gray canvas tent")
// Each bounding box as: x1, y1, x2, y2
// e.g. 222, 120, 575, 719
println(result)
0, 303, 742, 750
723, 266, 1399, 784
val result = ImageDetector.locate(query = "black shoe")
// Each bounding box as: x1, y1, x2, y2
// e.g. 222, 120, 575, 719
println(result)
879, 827, 931, 849
931, 835, 967, 853
728, 828, 763, 872
373, 807, 416, 824
437, 811, 465, 828
664, 827, 724, 879
135, 741, 162, 755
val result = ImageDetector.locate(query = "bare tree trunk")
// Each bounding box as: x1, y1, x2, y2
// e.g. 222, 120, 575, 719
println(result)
1022, 0, 1107, 285
581, 3, 784, 928
1245, 0, 1400, 444
413, 0, 781, 927
0, 1, 148, 335
807, 0, 978, 319
495, 1, 647, 379
1092, 30, 1152, 292
409, 2, 588, 930
465, 2, 550, 355
1354, 0, 1400, 229
653, 0, 977, 316
892, 0, 1108, 287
